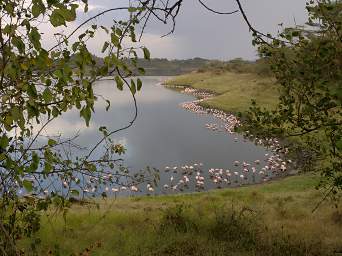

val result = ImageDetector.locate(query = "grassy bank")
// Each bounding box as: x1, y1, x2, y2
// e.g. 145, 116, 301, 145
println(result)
164, 71, 278, 113
21, 175, 342, 255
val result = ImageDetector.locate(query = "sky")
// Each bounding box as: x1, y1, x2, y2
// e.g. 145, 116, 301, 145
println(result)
42, 0, 308, 60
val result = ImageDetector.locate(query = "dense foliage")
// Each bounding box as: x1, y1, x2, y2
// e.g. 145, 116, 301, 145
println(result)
246, 0, 341, 197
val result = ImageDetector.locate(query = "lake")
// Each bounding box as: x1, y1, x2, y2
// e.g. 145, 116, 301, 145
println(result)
42, 76, 286, 195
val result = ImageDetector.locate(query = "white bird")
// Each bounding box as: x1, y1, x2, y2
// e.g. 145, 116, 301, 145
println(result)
130, 186, 138, 192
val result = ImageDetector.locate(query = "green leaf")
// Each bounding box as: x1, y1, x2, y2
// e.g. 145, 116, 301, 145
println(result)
130, 28, 136, 42
11, 106, 22, 122
137, 78, 143, 91
3, 24, 15, 35
80, 106, 91, 126
101, 41, 109, 53
30, 152, 39, 171
32, 1, 46, 17
52, 107, 59, 117
43, 88, 53, 103
72, 42, 80, 52
142, 47, 150, 60
23, 180, 33, 192
5, 2, 14, 15
128, 7, 137, 12
4, 114, 13, 130
86, 163, 96, 172
12, 36, 25, 54
50, 10, 66, 27
48, 139, 57, 146
0, 135, 9, 149
115, 76, 124, 91
32, 4, 41, 17
27, 84, 38, 97
111, 33, 120, 47
138, 67, 145, 75
116, 28, 122, 36
66, 5, 78, 22
130, 80, 136, 95
44, 162, 52, 173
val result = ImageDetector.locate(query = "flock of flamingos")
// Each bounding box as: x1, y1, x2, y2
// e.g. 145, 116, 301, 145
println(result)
101, 85, 293, 195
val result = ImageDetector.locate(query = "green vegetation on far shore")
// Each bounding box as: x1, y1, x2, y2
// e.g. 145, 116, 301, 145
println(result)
164, 70, 279, 113
21, 174, 342, 255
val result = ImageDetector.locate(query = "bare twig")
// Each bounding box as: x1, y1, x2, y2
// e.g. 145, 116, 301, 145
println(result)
198, 0, 238, 15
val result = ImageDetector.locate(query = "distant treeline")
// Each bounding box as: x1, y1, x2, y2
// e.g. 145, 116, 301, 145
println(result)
92, 56, 272, 76
196, 58, 273, 77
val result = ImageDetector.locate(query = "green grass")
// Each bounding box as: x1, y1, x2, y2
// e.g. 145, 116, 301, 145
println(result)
164, 71, 279, 113
21, 175, 342, 255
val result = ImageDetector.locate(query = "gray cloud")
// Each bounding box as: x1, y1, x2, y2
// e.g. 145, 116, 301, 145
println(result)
136, 0, 308, 60
41, 0, 308, 60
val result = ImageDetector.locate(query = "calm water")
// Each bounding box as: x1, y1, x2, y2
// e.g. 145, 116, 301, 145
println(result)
45, 76, 272, 194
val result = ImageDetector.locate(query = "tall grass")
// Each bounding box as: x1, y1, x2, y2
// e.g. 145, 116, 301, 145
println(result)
20, 175, 342, 255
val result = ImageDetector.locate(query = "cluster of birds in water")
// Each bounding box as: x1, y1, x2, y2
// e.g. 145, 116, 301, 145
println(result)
81, 86, 293, 195
180, 88, 240, 134
88, 136, 292, 195
154, 86, 293, 193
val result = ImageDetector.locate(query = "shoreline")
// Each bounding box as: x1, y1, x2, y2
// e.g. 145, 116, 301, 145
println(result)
161, 80, 297, 189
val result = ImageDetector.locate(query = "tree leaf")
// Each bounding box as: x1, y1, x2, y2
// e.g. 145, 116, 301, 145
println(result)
111, 33, 120, 48
80, 106, 91, 126
101, 42, 109, 53
32, 1, 46, 17
29, 27, 41, 50
130, 80, 136, 95
43, 87, 53, 103
0, 135, 9, 149
12, 36, 25, 54
142, 47, 150, 60
115, 76, 124, 91
50, 10, 66, 27
10, 106, 22, 122
48, 139, 57, 146
23, 180, 33, 192
137, 78, 143, 91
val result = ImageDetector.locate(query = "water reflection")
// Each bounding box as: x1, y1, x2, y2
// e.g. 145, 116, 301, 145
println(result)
36, 77, 288, 195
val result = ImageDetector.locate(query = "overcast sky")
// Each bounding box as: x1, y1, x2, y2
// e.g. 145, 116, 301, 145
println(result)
42, 0, 308, 60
